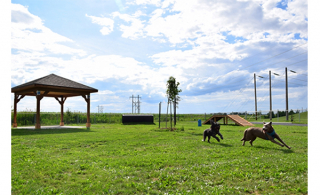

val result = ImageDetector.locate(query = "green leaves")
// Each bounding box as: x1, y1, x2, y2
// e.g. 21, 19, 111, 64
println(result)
166, 76, 182, 103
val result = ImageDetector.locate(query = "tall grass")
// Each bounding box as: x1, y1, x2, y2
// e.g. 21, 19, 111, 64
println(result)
11, 111, 308, 127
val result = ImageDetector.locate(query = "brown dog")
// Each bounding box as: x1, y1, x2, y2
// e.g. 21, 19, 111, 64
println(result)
241, 122, 291, 149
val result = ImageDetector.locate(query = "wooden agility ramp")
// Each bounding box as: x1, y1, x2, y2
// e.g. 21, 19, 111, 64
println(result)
203, 114, 253, 127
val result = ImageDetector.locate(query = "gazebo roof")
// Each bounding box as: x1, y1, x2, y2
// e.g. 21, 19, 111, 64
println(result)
11, 74, 98, 97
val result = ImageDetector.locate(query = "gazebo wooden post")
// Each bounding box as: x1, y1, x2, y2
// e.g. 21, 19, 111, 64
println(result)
35, 96, 41, 129
34, 91, 49, 129
12, 94, 25, 128
82, 94, 91, 128
55, 96, 67, 126
60, 98, 64, 126
87, 94, 90, 128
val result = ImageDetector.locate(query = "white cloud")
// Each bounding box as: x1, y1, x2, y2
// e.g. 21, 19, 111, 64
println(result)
85, 14, 114, 35
112, 11, 146, 39
11, 4, 86, 56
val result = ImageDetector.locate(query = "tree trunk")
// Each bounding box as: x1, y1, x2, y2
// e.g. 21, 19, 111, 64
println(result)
166, 98, 169, 128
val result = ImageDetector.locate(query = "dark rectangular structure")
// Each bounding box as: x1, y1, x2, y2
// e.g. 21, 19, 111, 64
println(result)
122, 115, 154, 124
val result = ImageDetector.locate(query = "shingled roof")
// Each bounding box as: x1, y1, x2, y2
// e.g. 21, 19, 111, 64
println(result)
11, 74, 98, 97
12, 74, 97, 91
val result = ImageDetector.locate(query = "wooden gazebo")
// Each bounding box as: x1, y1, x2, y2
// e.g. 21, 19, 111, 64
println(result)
11, 74, 98, 129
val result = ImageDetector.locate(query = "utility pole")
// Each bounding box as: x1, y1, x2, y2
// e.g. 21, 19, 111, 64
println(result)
137, 95, 141, 114
269, 70, 272, 121
254, 73, 257, 120
285, 67, 289, 121
131, 95, 134, 113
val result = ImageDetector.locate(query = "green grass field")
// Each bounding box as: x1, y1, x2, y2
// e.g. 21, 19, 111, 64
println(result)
11, 122, 307, 194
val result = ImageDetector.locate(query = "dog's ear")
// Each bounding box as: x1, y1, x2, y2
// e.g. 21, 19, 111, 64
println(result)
210, 120, 213, 125
270, 122, 272, 125
263, 121, 265, 124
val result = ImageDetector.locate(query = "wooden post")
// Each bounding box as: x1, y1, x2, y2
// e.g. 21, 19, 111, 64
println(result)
54, 96, 67, 126
82, 94, 91, 128
35, 96, 41, 129
34, 91, 49, 129
60, 99, 64, 126
87, 94, 90, 128
13, 94, 17, 128
12, 94, 25, 128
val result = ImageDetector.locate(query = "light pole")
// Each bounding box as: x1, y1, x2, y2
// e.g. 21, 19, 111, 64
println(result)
254, 73, 264, 120
269, 70, 272, 121
285, 67, 288, 121
254, 73, 257, 120
273, 72, 280, 120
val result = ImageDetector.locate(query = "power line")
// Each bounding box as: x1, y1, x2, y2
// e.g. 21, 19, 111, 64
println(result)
238, 43, 307, 71
272, 79, 308, 87
210, 45, 308, 90
254, 59, 308, 78
288, 77, 308, 82
247, 51, 307, 72
221, 77, 254, 112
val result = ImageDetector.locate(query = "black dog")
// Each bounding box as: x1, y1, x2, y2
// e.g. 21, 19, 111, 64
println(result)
202, 119, 223, 143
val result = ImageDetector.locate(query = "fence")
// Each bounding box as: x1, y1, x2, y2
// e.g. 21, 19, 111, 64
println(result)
11, 108, 308, 127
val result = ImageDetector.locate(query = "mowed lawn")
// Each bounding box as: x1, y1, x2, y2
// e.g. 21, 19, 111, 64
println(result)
11, 122, 307, 194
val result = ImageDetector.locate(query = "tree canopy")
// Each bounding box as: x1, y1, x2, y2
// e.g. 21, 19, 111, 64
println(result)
166, 76, 182, 104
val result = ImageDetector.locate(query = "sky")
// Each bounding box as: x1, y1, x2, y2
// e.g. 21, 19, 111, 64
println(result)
9, 0, 309, 114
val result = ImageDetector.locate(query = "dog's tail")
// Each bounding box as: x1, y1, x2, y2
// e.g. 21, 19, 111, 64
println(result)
241, 130, 247, 141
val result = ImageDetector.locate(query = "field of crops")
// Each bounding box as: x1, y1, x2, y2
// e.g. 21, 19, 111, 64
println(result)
11, 122, 307, 194
11, 111, 308, 127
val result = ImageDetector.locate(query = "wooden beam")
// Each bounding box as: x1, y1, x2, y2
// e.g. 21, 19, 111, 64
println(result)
54, 96, 67, 126
12, 94, 25, 128
12, 85, 97, 95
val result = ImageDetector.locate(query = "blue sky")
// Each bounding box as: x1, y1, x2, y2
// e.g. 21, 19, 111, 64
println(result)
10, 0, 309, 114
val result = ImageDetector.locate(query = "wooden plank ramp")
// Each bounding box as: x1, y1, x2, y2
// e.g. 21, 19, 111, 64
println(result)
227, 115, 253, 126
202, 114, 253, 127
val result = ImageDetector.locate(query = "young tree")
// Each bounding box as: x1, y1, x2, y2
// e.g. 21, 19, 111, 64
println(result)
166, 76, 182, 129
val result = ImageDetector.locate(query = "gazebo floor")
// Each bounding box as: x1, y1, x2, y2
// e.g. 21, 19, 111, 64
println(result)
15, 125, 86, 129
